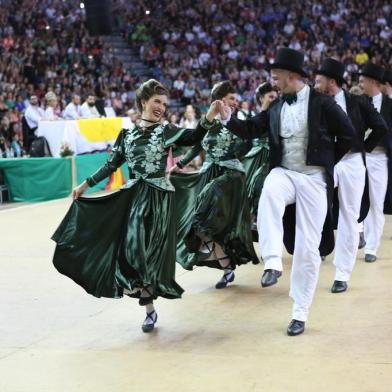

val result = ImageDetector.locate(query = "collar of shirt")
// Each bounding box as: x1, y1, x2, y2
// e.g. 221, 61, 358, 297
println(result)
280, 85, 310, 138
372, 92, 382, 105
296, 84, 309, 102
334, 89, 347, 113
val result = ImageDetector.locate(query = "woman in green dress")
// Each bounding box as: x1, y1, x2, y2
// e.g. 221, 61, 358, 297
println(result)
241, 82, 278, 228
169, 81, 259, 290
52, 79, 218, 333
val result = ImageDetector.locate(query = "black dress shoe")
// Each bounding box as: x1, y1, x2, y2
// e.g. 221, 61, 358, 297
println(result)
287, 319, 305, 336
358, 232, 366, 249
365, 254, 377, 263
331, 280, 348, 293
261, 269, 282, 287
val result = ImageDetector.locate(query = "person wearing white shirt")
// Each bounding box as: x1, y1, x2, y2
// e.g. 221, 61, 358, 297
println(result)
63, 95, 82, 120
80, 95, 100, 118
315, 58, 388, 292
359, 63, 392, 263
223, 48, 357, 336
24, 95, 45, 129
237, 100, 255, 120
44, 91, 60, 120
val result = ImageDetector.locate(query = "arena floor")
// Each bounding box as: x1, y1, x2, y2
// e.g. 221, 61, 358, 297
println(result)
1, 197, 392, 392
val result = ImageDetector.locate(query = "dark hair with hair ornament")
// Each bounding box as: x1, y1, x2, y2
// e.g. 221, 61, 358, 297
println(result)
211, 81, 236, 101
255, 82, 277, 105
135, 79, 169, 113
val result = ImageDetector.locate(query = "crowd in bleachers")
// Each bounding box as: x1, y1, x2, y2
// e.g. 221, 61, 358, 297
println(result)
0, 0, 391, 156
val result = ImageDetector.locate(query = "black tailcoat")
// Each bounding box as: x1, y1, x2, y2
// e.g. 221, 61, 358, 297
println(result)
226, 88, 357, 256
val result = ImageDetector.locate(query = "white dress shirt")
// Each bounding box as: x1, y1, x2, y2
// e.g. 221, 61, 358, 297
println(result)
365, 93, 383, 145
280, 84, 324, 174
24, 105, 45, 129
371, 92, 382, 113
63, 102, 81, 120
81, 102, 100, 118
334, 89, 347, 113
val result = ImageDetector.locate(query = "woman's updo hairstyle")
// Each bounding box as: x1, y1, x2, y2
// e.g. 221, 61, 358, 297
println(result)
210, 81, 236, 101
255, 82, 276, 105
135, 79, 169, 113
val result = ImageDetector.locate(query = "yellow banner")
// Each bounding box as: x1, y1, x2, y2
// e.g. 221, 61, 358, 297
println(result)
77, 118, 123, 142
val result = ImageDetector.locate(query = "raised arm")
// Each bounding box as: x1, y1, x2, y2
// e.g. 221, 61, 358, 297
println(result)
224, 110, 269, 140
165, 121, 208, 147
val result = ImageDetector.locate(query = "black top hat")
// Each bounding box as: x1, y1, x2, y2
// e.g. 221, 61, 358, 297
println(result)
316, 58, 346, 84
269, 48, 308, 77
358, 62, 385, 83
384, 69, 392, 85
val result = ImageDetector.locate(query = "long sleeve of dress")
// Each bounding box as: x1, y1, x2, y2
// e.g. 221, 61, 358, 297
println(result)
177, 144, 204, 168
164, 120, 208, 147
86, 129, 126, 186
164, 120, 210, 168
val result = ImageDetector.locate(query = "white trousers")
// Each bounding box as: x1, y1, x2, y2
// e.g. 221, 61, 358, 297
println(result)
333, 153, 366, 281
257, 167, 327, 322
364, 151, 389, 256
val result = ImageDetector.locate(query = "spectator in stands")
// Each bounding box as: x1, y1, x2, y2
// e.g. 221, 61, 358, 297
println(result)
63, 95, 82, 120
23, 95, 42, 124
11, 133, 24, 157
44, 92, 60, 120
355, 48, 370, 65
81, 95, 100, 118
167, 112, 179, 127
237, 100, 255, 120
0, 0, 392, 158
0, 116, 12, 142
127, 108, 140, 127
179, 105, 198, 128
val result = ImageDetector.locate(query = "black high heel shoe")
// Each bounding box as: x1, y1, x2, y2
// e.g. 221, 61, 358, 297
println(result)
215, 257, 235, 289
142, 311, 158, 333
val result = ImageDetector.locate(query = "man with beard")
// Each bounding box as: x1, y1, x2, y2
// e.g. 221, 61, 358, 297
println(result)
218, 48, 358, 335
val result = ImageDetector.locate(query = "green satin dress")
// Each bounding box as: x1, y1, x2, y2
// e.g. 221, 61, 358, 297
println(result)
241, 137, 269, 216
52, 123, 207, 300
171, 118, 259, 271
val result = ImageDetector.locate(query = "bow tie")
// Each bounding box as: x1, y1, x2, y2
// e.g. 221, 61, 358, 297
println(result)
282, 93, 297, 105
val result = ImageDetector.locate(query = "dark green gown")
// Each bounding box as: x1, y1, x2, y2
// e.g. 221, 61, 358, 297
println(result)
241, 137, 269, 216
171, 119, 259, 271
52, 123, 207, 300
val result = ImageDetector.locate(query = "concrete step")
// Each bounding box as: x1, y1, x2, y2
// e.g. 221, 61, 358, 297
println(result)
103, 35, 151, 77
112, 48, 134, 54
